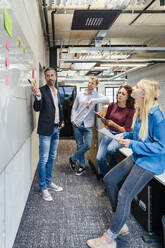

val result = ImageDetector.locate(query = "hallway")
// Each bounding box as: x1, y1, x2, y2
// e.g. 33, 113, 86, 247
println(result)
13, 139, 157, 248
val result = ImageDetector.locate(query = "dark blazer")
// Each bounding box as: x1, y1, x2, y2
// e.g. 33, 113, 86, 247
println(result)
33, 84, 64, 136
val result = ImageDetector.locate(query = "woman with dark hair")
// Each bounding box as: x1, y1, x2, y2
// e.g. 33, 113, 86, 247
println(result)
96, 85, 135, 176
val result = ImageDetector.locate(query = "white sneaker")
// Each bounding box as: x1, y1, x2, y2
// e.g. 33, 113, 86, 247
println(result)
42, 189, 53, 202
47, 182, 63, 192
119, 224, 129, 236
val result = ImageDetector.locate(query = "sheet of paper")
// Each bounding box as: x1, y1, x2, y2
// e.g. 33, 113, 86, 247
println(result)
98, 127, 115, 139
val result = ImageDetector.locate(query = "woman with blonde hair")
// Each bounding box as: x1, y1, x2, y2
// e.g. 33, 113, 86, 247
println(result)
87, 78, 165, 248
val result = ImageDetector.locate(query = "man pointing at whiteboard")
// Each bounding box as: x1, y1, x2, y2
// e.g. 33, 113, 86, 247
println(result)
31, 67, 64, 202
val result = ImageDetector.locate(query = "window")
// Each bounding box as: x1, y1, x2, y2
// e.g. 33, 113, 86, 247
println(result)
58, 86, 76, 105
80, 87, 98, 93
80, 87, 87, 93
105, 87, 119, 102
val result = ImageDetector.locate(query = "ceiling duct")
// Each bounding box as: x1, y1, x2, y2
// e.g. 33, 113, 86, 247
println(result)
71, 10, 121, 30
86, 70, 102, 76
95, 30, 108, 47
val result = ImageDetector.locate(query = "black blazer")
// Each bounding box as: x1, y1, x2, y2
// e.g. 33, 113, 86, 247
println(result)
33, 85, 64, 136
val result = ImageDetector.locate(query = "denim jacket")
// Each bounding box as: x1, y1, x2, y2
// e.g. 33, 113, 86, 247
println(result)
123, 106, 165, 175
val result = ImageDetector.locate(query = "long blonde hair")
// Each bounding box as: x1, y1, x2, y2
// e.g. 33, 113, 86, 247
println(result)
132, 78, 160, 141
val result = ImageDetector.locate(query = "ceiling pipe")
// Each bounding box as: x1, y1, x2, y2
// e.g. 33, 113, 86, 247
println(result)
60, 58, 165, 63
129, 0, 156, 25
55, 44, 147, 48
42, 0, 50, 47
95, 30, 109, 47
109, 66, 147, 80
67, 46, 165, 53
51, 10, 56, 47
38, 0, 47, 37
57, 77, 125, 82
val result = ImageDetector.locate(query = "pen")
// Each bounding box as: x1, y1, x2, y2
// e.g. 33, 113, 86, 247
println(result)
28, 79, 32, 85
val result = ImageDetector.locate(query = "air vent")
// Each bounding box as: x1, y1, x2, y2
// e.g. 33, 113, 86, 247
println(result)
86, 70, 102, 76
71, 10, 121, 30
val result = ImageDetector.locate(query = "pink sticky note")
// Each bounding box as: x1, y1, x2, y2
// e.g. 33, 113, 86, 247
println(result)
5, 56, 9, 68
32, 69, 35, 79
6, 39, 10, 50
5, 75, 9, 86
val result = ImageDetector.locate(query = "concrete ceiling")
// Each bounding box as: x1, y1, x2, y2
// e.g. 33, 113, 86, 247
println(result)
40, 0, 165, 84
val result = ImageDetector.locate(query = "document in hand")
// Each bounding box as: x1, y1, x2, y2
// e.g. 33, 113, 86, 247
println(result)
98, 128, 115, 140
94, 111, 106, 121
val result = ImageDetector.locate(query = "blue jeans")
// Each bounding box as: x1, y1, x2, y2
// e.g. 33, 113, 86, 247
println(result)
72, 124, 93, 168
104, 156, 154, 239
38, 126, 60, 190
97, 130, 122, 176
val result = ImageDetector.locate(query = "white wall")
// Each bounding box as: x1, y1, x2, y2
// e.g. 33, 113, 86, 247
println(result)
127, 63, 165, 115
0, 1, 48, 248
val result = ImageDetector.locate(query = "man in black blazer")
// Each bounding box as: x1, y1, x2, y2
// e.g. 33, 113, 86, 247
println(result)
32, 67, 64, 201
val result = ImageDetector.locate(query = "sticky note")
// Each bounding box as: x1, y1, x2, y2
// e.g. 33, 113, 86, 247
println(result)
32, 80, 36, 85
18, 37, 21, 47
5, 75, 9, 86
5, 56, 9, 68
22, 44, 26, 53
6, 39, 9, 50
32, 69, 35, 79
4, 8, 12, 37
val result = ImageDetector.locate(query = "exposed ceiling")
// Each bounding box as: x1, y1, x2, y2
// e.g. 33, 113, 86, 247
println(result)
39, 0, 165, 84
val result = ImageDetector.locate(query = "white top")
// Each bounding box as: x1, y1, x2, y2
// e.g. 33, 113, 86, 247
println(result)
71, 90, 109, 128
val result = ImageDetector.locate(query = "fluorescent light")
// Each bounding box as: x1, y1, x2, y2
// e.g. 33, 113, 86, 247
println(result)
74, 62, 96, 70
107, 54, 130, 60
99, 63, 148, 67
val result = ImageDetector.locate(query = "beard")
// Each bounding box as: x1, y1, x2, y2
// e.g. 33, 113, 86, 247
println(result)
47, 80, 55, 87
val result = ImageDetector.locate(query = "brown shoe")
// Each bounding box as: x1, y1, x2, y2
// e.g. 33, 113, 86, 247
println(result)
87, 232, 116, 248
119, 224, 129, 236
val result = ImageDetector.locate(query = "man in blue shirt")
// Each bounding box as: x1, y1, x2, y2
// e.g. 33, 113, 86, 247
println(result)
69, 76, 109, 175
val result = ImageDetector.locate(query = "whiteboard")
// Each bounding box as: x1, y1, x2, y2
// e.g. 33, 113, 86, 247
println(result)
0, 6, 34, 173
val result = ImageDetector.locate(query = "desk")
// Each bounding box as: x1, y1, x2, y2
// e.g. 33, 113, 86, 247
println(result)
119, 147, 165, 234
119, 147, 165, 186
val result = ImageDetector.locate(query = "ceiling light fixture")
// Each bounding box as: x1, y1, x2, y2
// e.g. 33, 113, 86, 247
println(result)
95, 63, 148, 68
110, 0, 147, 9
68, 47, 165, 53
100, 62, 148, 67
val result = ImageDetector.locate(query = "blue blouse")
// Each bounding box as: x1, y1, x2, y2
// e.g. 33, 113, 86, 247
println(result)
124, 106, 165, 175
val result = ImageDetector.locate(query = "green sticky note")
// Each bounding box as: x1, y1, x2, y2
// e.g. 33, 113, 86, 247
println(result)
4, 8, 12, 37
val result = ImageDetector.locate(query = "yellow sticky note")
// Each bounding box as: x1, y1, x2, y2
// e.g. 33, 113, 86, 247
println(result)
4, 8, 12, 37
18, 37, 21, 47
22, 44, 26, 53
32, 80, 36, 86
